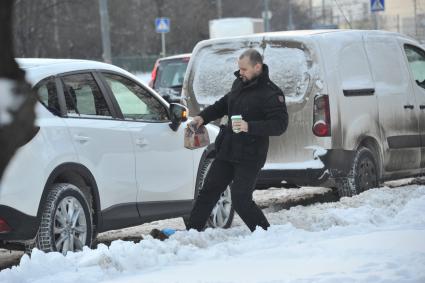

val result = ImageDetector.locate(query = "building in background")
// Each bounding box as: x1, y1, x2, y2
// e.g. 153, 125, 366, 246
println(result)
309, 0, 425, 42
209, 18, 264, 38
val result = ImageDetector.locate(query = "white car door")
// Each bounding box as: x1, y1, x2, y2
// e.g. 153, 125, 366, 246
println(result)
99, 72, 195, 209
60, 72, 138, 221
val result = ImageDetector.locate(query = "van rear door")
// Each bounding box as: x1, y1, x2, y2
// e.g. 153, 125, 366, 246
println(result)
185, 37, 323, 166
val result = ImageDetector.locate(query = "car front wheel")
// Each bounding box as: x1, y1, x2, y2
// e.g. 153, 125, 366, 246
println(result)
197, 157, 234, 229
36, 183, 93, 255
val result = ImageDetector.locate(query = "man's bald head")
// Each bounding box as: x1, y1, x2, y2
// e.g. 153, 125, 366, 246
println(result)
238, 49, 263, 82
239, 49, 263, 67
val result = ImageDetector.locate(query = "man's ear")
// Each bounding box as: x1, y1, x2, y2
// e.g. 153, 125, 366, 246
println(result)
255, 63, 262, 73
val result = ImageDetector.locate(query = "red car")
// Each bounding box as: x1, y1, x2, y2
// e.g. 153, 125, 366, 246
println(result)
149, 53, 191, 103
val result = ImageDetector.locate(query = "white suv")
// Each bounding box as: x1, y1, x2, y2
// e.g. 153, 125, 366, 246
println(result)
0, 59, 232, 254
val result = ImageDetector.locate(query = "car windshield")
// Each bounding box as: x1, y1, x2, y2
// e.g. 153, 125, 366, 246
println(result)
155, 59, 188, 90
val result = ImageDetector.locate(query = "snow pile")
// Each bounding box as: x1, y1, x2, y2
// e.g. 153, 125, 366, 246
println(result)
266, 185, 425, 231
262, 159, 324, 170
1, 185, 424, 283
264, 46, 310, 99
253, 186, 332, 211
260, 144, 328, 171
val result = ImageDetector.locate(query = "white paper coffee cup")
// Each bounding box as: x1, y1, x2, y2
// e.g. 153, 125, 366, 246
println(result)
231, 115, 242, 133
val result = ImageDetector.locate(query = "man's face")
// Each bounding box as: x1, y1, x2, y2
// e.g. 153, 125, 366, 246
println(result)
238, 56, 262, 82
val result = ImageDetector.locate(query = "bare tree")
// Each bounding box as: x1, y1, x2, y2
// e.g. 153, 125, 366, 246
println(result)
13, 0, 101, 59
108, 0, 216, 56
0, 0, 38, 180
11, 0, 313, 66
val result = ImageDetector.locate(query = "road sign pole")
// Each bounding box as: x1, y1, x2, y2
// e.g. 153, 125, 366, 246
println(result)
161, 32, 166, 57
370, 0, 384, 30
99, 0, 111, 63
373, 13, 378, 29
414, 0, 418, 37
155, 17, 169, 57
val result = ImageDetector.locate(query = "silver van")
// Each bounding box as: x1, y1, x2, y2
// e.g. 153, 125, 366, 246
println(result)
182, 30, 425, 197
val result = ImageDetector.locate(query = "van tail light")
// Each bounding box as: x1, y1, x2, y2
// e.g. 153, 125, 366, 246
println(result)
312, 95, 331, 137
0, 218, 11, 233
149, 60, 160, 88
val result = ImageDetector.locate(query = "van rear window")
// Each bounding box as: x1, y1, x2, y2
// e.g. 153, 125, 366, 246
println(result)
191, 40, 313, 105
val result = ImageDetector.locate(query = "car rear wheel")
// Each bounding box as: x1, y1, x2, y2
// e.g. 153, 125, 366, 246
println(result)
36, 183, 93, 255
336, 147, 378, 197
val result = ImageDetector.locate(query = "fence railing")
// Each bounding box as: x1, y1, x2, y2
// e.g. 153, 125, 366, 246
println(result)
112, 55, 159, 73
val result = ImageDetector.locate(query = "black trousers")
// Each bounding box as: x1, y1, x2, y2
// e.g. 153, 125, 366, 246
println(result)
187, 158, 270, 232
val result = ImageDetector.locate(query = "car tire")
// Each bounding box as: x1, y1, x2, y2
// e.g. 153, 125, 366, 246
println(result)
336, 147, 379, 197
184, 157, 234, 229
36, 183, 93, 255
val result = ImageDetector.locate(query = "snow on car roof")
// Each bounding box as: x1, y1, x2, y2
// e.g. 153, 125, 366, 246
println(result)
17, 58, 120, 71
16, 58, 137, 85
196, 29, 413, 47
159, 53, 191, 62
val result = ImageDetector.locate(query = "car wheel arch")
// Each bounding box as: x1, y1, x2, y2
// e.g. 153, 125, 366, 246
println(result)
37, 162, 101, 232
355, 136, 383, 181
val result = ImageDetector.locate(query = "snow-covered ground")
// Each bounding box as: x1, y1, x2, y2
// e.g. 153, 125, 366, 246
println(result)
1, 183, 424, 283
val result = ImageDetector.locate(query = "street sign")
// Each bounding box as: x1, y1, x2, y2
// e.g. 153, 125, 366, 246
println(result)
371, 0, 384, 12
261, 10, 272, 20
155, 17, 170, 33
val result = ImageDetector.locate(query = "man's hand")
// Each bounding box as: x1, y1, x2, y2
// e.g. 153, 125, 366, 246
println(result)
190, 116, 204, 129
232, 120, 249, 133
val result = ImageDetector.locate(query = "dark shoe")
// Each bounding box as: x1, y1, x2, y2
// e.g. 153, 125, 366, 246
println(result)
149, 228, 176, 241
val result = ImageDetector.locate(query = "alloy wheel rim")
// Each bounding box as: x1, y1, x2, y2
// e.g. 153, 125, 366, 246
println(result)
208, 188, 232, 228
54, 196, 87, 255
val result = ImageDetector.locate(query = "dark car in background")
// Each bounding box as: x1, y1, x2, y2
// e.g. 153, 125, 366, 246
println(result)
149, 53, 191, 103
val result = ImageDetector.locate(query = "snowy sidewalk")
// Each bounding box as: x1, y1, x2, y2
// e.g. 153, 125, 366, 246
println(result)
1, 185, 425, 283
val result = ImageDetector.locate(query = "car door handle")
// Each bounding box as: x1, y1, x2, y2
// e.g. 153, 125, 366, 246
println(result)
73, 135, 90, 143
404, 105, 414, 109
420, 105, 425, 109
135, 138, 148, 147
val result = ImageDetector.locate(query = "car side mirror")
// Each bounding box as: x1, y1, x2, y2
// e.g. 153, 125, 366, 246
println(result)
169, 103, 188, 131
162, 94, 171, 103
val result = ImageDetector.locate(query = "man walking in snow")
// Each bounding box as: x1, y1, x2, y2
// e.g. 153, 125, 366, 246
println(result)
187, 48, 288, 232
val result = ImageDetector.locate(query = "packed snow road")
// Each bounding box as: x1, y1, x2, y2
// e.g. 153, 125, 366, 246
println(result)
1, 180, 424, 283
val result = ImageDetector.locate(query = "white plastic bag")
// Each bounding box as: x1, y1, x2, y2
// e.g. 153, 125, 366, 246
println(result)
184, 123, 210, 149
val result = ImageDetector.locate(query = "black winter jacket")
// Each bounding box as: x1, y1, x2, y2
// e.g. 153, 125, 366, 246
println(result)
199, 64, 288, 166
